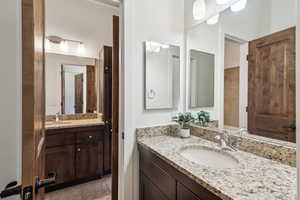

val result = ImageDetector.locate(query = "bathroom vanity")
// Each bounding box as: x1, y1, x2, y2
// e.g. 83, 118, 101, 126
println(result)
137, 125, 296, 200
45, 119, 111, 192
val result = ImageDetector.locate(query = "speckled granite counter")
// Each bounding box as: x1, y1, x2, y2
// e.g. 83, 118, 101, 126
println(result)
45, 118, 104, 130
137, 125, 297, 200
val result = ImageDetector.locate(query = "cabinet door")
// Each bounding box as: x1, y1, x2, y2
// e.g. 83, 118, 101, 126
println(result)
45, 145, 75, 185
177, 182, 201, 200
75, 142, 103, 179
140, 173, 168, 200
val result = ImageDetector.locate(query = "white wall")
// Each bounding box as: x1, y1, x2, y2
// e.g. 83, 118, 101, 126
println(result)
45, 53, 95, 115
45, 0, 119, 58
123, 0, 184, 199
224, 40, 240, 69
0, 0, 21, 199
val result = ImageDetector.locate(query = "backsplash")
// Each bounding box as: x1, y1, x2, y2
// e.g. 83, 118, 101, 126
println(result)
136, 124, 296, 167
46, 113, 101, 121
190, 125, 296, 167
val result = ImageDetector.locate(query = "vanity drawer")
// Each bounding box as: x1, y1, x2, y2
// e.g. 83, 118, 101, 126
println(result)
76, 129, 103, 144
46, 133, 75, 148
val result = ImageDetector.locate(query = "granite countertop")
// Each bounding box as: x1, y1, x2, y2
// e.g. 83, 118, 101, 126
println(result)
45, 118, 104, 130
137, 134, 297, 200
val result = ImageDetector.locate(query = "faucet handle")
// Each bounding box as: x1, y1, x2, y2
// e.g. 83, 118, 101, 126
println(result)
215, 135, 221, 140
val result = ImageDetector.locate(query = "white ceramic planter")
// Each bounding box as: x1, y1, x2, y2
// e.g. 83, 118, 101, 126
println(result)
179, 128, 190, 138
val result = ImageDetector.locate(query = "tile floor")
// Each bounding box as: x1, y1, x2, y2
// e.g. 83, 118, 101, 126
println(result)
45, 175, 111, 200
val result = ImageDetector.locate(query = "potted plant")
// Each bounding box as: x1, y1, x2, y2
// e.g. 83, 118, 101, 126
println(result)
196, 111, 210, 127
174, 113, 195, 138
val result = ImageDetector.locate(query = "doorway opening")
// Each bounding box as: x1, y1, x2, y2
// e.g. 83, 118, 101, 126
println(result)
223, 38, 243, 131
42, 0, 120, 200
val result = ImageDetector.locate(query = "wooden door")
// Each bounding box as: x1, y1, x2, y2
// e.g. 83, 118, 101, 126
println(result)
103, 46, 113, 174
22, 0, 46, 199
86, 65, 96, 113
224, 67, 240, 127
75, 73, 84, 113
112, 15, 120, 200
248, 27, 296, 142
45, 145, 75, 185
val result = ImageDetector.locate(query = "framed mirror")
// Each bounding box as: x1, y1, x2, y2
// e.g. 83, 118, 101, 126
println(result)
144, 41, 180, 110
189, 49, 215, 108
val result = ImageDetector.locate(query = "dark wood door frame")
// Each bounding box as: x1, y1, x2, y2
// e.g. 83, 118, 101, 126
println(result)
22, 0, 46, 199
112, 15, 120, 200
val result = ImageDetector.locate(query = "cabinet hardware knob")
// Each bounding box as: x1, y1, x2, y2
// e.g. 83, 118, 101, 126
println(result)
77, 148, 81, 152
89, 136, 93, 139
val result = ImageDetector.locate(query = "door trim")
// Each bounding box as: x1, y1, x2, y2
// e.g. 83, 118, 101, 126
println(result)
112, 15, 120, 200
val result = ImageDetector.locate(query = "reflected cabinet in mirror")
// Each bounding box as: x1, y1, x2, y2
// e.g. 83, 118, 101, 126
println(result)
189, 50, 214, 108
144, 41, 180, 110
186, 0, 296, 142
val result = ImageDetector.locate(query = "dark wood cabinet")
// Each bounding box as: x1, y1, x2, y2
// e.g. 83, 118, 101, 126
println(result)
177, 182, 201, 200
140, 173, 169, 200
45, 145, 75, 185
138, 144, 222, 200
45, 125, 109, 192
75, 142, 103, 179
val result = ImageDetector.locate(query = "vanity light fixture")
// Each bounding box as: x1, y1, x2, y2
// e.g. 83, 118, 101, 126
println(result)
77, 42, 85, 54
60, 41, 69, 52
206, 14, 220, 25
216, 0, 231, 5
230, 0, 247, 12
193, 0, 206, 20
146, 41, 169, 53
45, 39, 51, 50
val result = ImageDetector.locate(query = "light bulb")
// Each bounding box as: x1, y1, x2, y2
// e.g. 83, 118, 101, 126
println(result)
231, 0, 247, 12
60, 41, 69, 52
77, 43, 85, 54
45, 39, 51, 50
193, 0, 206, 20
206, 14, 219, 25
216, 0, 231, 5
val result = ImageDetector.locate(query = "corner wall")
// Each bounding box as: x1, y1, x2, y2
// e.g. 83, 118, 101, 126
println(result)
0, 0, 21, 199
123, 0, 184, 199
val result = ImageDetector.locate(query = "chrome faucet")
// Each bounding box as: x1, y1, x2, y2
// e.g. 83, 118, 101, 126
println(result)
215, 130, 236, 152
55, 112, 60, 122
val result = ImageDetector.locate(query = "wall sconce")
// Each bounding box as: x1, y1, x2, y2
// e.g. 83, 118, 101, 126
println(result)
46, 35, 84, 53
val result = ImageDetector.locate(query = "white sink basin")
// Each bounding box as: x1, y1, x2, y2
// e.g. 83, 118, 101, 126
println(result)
179, 145, 239, 169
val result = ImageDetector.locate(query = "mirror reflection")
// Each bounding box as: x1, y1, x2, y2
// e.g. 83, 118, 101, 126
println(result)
189, 50, 214, 108
187, 0, 296, 142
144, 41, 180, 110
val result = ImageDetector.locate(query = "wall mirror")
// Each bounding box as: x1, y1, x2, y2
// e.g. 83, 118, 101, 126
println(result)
144, 41, 180, 110
186, 0, 297, 143
189, 49, 214, 108
46, 55, 98, 116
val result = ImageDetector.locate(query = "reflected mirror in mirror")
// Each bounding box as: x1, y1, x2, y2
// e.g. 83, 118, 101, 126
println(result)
186, 0, 297, 143
189, 50, 214, 108
144, 41, 180, 110
46, 61, 97, 115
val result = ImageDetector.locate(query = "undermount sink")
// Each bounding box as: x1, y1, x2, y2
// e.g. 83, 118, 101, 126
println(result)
179, 145, 239, 169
